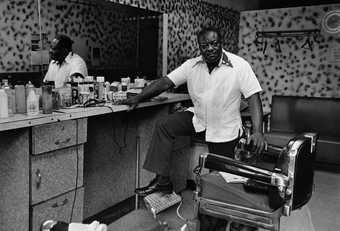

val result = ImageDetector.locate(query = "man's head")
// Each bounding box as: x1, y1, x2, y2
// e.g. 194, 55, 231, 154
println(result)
49, 34, 73, 64
197, 26, 223, 64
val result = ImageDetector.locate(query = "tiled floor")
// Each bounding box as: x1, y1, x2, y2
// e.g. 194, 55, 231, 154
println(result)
107, 170, 340, 231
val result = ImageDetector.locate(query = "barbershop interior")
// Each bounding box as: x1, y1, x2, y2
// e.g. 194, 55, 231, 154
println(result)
0, 0, 340, 231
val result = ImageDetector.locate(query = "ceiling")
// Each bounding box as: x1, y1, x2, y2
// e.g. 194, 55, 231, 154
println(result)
202, 0, 340, 11
257, 0, 340, 10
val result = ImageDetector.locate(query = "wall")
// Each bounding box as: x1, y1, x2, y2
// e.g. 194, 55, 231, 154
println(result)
239, 4, 340, 111
0, 0, 239, 78
202, 0, 260, 11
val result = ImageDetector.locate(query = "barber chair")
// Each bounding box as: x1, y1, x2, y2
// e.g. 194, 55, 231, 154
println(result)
193, 132, 318, 231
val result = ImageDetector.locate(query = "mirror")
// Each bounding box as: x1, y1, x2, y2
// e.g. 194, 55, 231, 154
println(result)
0, 0, 165, 86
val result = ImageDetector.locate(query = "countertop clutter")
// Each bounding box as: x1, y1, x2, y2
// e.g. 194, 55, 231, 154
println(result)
0, 76, 190, 131
0, 92, 190, 132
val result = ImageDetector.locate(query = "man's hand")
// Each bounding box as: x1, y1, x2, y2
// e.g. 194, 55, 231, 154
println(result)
121, 96, 141, 111
248, 132, 266, 154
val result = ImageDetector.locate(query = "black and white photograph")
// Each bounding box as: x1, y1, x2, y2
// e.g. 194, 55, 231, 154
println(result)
0, 0, 339, 231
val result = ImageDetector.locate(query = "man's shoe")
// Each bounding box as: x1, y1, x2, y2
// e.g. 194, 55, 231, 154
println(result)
135, 179, 173, 196
135, 177, 158, 194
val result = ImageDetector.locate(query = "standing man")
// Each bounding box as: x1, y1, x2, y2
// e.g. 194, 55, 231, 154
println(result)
124, 26, 265, 231
44, 34, 88, 88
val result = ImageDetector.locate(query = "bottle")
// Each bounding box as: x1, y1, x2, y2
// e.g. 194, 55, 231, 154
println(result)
26, 89, 39, 116
25, 81, 35, 98
0, 89, 9, 118
71, 82, 79, 105
42, 83, 53, 114
104, 81, 110, 101
121, 82, 128, 91
96, 76, 105, 100
87, 76, 95, 99
15, 84, 26, 113
3, 80, 16, 115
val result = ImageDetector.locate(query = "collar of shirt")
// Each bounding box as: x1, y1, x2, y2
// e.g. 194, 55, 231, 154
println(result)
193, 50, 233, 68
51, 52, 73, 65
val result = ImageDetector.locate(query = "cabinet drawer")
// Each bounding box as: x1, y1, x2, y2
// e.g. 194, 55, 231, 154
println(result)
31, 187, 84, 231
32, 120, 79, 155
31, 145, 84, 205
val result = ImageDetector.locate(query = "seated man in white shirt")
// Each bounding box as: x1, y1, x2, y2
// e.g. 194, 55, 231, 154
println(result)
123, 26, 266, 231
43, 34, 88, 88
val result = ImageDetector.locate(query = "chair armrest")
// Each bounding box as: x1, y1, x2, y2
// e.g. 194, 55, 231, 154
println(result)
199, 153, 289, 189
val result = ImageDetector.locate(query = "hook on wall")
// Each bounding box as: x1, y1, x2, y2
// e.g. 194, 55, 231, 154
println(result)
274, 39, 282, 53
301, 37, 314, 51
254, 35, 268, 54
254, 29, 320, 54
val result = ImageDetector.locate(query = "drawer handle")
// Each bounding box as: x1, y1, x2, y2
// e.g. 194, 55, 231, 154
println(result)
55, 138, 71, 145
51, 198, 69, 208
35, 169, 42, 189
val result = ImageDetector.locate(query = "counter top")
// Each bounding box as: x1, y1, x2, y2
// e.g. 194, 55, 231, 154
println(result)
0, 93, 190, 132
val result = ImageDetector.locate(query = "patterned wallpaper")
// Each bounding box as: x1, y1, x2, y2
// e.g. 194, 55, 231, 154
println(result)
0, 0, 38, 72
239, 4, 340, 111
0, 0, 239, 77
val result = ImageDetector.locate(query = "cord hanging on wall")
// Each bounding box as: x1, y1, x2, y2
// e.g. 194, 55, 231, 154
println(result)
254, 29, 320, 54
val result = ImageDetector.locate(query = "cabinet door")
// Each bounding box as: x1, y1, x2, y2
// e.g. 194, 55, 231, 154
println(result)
31, 187, 84, 231
0, 129, 29, 231
31, 145, 84, 205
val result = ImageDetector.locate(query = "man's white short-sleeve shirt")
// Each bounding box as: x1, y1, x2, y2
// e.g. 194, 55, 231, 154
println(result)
44, 52, 88, 88
167, 50, 262, 142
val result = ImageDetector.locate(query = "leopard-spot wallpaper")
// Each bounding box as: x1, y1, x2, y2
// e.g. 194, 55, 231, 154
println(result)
0, 0, 239, 78
239, 4, 340, 112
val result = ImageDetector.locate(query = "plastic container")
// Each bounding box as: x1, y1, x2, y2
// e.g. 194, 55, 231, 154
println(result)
15, 85, 26, 113
71, 82, 79, 105
104, 81, 110, 101
0, 89, 9, 118
25, 81, 35, 98
110, 82, 119, 92
3, 82, 15, 115
42, 84, 53, 114
121, 82, 128, 91
26, 89, 39, 116
96, 76, 105, 100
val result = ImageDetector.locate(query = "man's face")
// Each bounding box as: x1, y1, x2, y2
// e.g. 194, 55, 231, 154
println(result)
49, 38, 67, 63
198, 31, 222, 64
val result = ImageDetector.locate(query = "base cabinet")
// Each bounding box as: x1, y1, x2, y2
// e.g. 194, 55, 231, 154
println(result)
0, 129, 29, 231
31, 187, 84, 231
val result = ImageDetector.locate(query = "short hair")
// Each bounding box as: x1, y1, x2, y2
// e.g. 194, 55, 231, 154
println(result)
197, 26, 222, 42
55, 34, 73, 51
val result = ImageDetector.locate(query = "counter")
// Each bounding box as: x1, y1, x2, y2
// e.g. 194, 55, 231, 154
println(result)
0, 93, 191, 231
0, 93, 190, 132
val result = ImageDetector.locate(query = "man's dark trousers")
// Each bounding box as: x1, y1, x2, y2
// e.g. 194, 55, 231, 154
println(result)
142, 111, 239, 231
143, 111, 238, 176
